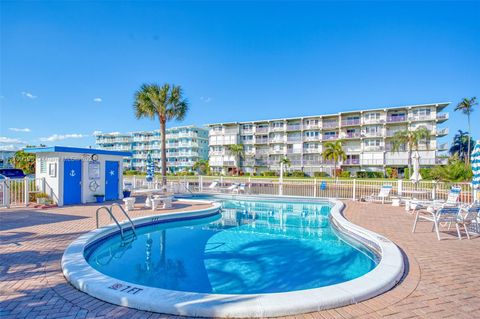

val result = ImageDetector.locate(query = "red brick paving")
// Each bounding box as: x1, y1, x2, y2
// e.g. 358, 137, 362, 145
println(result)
1, 200, 479, 318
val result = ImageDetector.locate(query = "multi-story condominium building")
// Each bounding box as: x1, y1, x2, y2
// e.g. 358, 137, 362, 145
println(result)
207, 102, 450, 176
95, 126, 209, 173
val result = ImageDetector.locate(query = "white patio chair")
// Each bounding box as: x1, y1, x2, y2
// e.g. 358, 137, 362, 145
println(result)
412, 206, 462, 240
233, 183, 246, 194
222, 183, 239, 193
409, 186, 462, 214
207, 180, 220, 192
122, 197, 136, 212
457, 203, 480, 239
364, 185, 393, 204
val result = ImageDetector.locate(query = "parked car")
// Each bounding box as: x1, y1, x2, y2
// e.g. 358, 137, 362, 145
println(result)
0, 168, 26, 179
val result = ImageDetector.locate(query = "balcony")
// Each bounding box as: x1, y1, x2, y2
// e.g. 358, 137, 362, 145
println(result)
341, 119, 361, 126
364, 146, 385, 152
209, 129, 224, 136
436, 158, 448, 165
303, 123, 320, 129
256, 149, 270, 155
303, 160, 322, 166
304, 135, 321, 141
223, 161, 235, 167
286, 124, 302, 131
323, 134, 339, 140
304, 148, 320, 154
270, 149, 285, 154
343, 132, 361, 139
323, 121, 339, 129
408, 115, 434, 121
436, 113, 449, 122
435, 128, 449, 136
387, 115, 407, 123
270, 126, 285, 132
254, 138, 269, 144
362, 131, 383, 138
286, 149, 302, 154
385, 159, 407, 165
255, 127, 269, 134
386, 130, 404, 137
209, 150, 225, 156
343, 158, 360, 165
437, 143, 448, 151
361, 159, 384, 165
269, 137, 284, 143
178, 142, 199, 147
286, 136, 302, 143
242, 139, 254, 145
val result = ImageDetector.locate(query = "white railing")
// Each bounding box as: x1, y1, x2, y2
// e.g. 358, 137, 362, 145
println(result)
1, 177, 56, 208
122, 175, 476, 204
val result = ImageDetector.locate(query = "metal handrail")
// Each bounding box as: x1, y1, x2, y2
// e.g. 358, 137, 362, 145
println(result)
110, 203, 136, 234
96, 206, 124, 238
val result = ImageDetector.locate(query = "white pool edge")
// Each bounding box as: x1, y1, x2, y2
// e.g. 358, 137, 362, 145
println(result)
62, 198, 405, 318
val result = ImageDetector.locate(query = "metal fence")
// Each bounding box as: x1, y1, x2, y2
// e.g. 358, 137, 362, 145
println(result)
124, 175, 476, 204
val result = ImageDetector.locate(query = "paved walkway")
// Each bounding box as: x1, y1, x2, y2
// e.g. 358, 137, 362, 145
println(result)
0, 200, 479, 318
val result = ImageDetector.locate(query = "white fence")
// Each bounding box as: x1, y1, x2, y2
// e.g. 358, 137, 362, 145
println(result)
0, 177, 55, 208
124, 175, 476, 204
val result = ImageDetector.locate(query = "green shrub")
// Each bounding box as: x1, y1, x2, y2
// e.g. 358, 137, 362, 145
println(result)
339, 171, 351, 178
124, 170, 146, 176
385, 167, 399, 179
356, 171, 367, 178
357, 171, 383, 178
177, 171, 195, 176
262, 171, 278, 177
429, 157, 472, 182
314, 171, 330, 177
287, 171, 306, 177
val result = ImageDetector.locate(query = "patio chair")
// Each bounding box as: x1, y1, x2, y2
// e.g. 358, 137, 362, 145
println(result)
409, 186, 462, 213
122, 197, 136, 212
457, 203, 480, 239
206, 180, 220, 192
364, 185, 393, 204
233, 183, 246, 194
222, 183, 239, 193
412, 206, 462, 240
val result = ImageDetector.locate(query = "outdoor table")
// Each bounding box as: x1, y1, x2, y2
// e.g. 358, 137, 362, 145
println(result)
132, 188, 171, 208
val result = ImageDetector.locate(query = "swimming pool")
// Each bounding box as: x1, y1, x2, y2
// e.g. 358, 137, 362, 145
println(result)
62, 196, 404, 317
85, 198, 376, 294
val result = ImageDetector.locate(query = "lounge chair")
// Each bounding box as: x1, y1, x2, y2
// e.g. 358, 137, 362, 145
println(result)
409, 186, 462, 213
364, 185, 393, 204
222, 183, 239, 193
206, 180, 220, 192
412, 206, 463, 240
457, 203, 480, 239
233, 183, 246, 194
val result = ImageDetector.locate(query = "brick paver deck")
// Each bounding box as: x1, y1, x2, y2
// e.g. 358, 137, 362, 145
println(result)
1, 200, 479, 318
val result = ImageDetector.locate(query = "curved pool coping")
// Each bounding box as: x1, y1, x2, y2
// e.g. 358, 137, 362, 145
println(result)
61, 197, 404, 318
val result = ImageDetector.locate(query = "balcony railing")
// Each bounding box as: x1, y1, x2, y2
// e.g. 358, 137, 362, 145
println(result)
286, 136, 302, 142
364, 146, 384, 151
323, 122, 339, 129
303, 160, 322, 165
436, 113, 449, 121
436, 128, 449, 136
304, 148, 320, 153
341, 119, 361, 126
269, 137, 284, 143
361, 159, 384, 165
408, 115, 434, 121
255, 127, 269, 133
387, 115, 407, 123
362, 131, 383, 138
304, 135, 321, 141
343, 158, 360, 165
270, 149, 285, 154
286, 124, 302, 131
270, 126, 285, 132
303, 123, 320, 129
344, 132, 361, 138
437, 143, 448, 150
324, 135, 339, 140
254, 138, 269, 144
286, 149, 302, 154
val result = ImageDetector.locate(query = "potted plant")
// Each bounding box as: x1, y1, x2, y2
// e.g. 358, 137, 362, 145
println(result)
36, 192, 50, 205
93, 194, 105, 203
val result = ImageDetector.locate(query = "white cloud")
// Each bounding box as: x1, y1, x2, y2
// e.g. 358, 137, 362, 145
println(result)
200, 96, 212, 103
92, 130, 102, 135
93, 97, 102, 103
9, 128, 31, 132
39, 133, 86, 142
0, 137, 27, 144
21, 91, 37, 99
0, 144, 20, 151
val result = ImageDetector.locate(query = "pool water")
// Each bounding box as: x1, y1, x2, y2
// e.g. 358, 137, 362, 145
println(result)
85, 198, 377, 294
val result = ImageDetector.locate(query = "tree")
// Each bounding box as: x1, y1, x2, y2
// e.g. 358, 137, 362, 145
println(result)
449, 130, 475, 162
134, 84, 188, 187
278, 156, 291, 176
227, 144, 244, 176
10, 150, 36, 175
391, 127, 430, 178
192, 159, 210, 175
322, 140, 346, 178
454, 97, 477, 164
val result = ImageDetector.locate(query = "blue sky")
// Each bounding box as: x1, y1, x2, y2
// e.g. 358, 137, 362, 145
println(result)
1, 1, 479, 150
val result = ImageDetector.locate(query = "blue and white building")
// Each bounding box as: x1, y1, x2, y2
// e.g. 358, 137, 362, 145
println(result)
0, 151, 15, 168
95, 126, 209, 173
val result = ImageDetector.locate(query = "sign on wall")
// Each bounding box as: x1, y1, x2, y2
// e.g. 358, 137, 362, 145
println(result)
88, 161, 100, 180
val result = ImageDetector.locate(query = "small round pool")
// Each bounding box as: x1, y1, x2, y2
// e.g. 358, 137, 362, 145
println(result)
85, 199, 376, 294
62, 197, 404, 317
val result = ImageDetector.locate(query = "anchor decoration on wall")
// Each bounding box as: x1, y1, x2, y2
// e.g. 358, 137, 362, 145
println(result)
69, 169, 76, 177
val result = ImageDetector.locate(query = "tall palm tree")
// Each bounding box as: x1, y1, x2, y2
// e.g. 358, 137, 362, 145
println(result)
192, 159, 210, 175
449, 130, 475, 162
134, 84, 188, 187
322, 140, 346, 178
278, 156, 291, 176
227, 144, 244, 176
454, 97, 477, 164
391, 127, 430, 178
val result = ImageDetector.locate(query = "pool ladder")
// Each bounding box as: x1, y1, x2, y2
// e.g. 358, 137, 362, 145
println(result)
96, 203, 136, 240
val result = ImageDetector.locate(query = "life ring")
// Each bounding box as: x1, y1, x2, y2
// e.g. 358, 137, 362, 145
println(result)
89, 180, 100, 192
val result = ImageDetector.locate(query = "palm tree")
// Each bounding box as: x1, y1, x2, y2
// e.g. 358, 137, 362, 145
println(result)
454, 97, 477, 164
391, 127, 430, 178
192, 159, 210, 175
322, 140, 346, 178
449, 130, 475, 162
134, 84, 188, 187
278, 156, 291, 177
227, 144, 244, 176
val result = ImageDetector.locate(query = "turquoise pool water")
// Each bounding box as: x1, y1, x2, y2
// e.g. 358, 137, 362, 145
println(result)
85, 198, 377, 294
